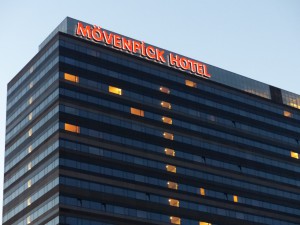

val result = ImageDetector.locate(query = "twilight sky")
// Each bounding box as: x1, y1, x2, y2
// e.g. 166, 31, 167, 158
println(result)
0, 0, 299, 222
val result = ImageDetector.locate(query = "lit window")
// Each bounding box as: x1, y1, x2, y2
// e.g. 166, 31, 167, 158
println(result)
27, 180, 32, 188
200, 188, 205, 196
27, 197, 31, 206
130, 107, 144, 117
291, 151, 299, 159
109, 86, 122, 95
64, 123, 80, 133
284, 110, 292, 117
165, 148, 175, 156
29, 82, 33, 89
162, 116, 172, 124
167, 181, 178, 190
170, 216, 181, 224
28, 129, 33, 137
27, 216, 31, 224
28, 97, 33, 105
163, 132, 174, 140
169, 198, 180, 207
28, 112, 33, 121
28, 162, 32, 170
161, 101, 171, 109
28, 145, 32, 153
199, 222, 211, 225
64, 73, 79, 83
233, 195, 238, 203
185, 80, 197, 88
160, 86, 170, 94
166, 165, 176, 173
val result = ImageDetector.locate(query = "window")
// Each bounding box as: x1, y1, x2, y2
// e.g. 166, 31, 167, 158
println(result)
160, 86, 170, 94
64, 73, 79, 83
199, 222, 211, 225
27, 180, 32, 188
27, 197, 31, 206
29, 82, 33, 89
167, 181, 178, 190
130, 108, 144, 117
170, 216, 181, 224
109, 86, 122, 95
185, 80, 197, 88
163, 132, 174, 140
28, 112, 33, 121
165, 148, 175, 156
28, 129, 33, 137
28, 145, 32, 153
166, 165, 176, 173
28, 97, 33, 105
161, 101, 171, 109
162, 116, 172, 124
28, 162, 32, 170
233, 195, 238, 203
169, 199, 180, 207
284, 110, 292, 117
64, 123, 80, 133
291, 151, 299, 159
27, 216, 31, 224
200, 188, 205, 196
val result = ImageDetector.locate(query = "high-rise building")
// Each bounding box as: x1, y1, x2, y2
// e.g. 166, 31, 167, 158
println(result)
3, 17, 300, 225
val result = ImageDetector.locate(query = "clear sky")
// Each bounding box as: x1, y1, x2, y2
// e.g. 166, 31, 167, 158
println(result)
0, 0, 299, 222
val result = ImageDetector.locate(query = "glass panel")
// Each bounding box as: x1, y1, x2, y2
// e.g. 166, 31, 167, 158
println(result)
109, 86, 122, 95
64, 123, 80, 133
162, 116, 172, 124
130, 107, 144, 117
167, 181, 178, 190
161, 101, 171, 109
170, 216, 181, 224
166, 165, 176, 173
160, 86, 170, 94
64, 73, 79, 83
291, 151, 299, 159
163, 132, 174, 140
185, 80, 197, 88
200, 188, 205, 196
233, 195, 238, 203
165, 148, 175, 156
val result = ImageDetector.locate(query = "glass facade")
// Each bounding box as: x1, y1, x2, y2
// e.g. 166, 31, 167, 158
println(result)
3, 17, 300, 225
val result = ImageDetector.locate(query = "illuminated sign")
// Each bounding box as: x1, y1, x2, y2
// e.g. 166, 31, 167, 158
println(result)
75, 22, 211, 78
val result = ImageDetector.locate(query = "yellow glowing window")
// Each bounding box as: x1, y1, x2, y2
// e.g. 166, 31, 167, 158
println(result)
64, 73, 79, 83
165, 148, 175, 156
27, 180, 32, 188
28, 145, 32, 153
161, 101, 171, 109
27, 197, 31, 206
64, 123, 80, 133
163, 132, 174, 140
162, 116, 172, 124
167, 181, 178, 190
160, 86, 170, 94
199, 222, 211, 225
166, 164, 176, 173
28, 162, 32, 170
109, 86, 122, 95
28, 97, 33, 105
200, 188, 205, 196
169, 198, 180, 207
170, 216, 181, 224
28, 112, 33, 121
233, 195, 238, 203
291, 151, 299, 159
28, 129, 33, 137
185, 80, 197, 88
130, 107, 144, 117
27, 216, 31, 224
284, 111, 292, 117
